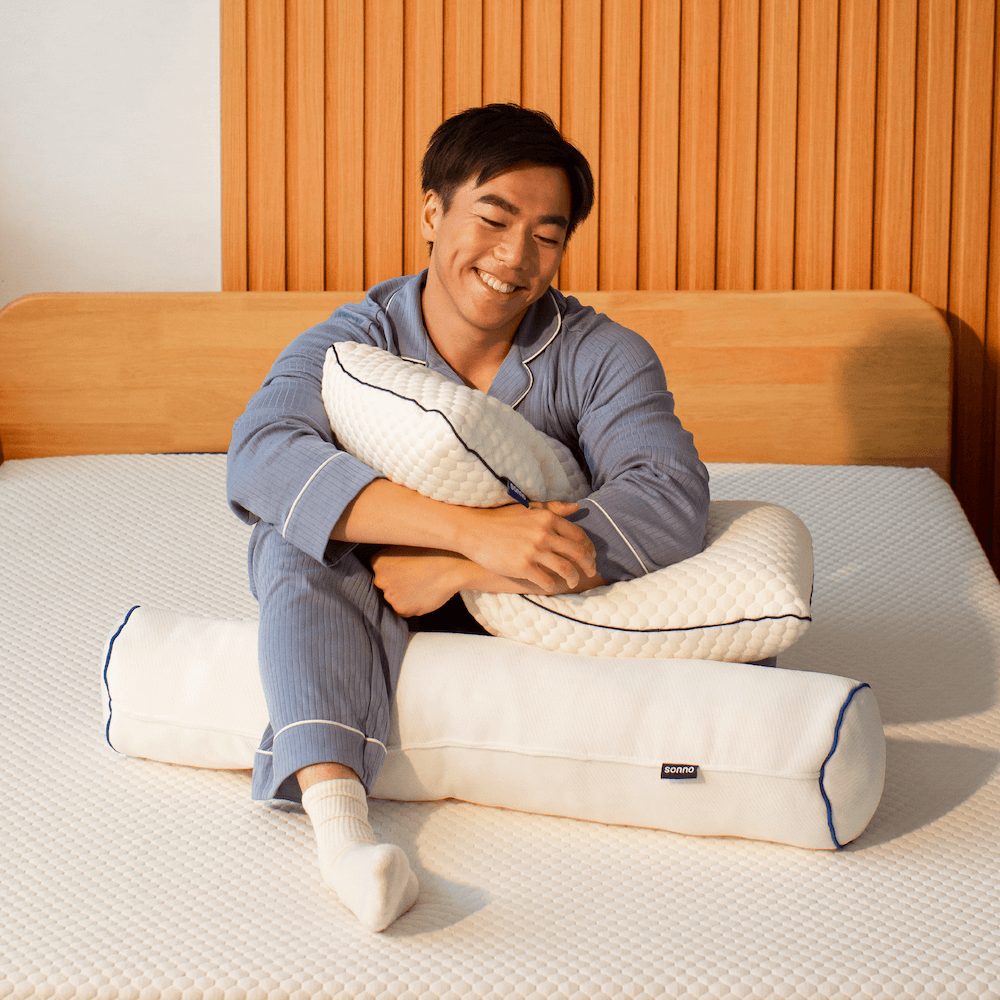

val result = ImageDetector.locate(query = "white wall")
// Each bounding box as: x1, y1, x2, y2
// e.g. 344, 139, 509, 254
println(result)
0, 0, 221, 311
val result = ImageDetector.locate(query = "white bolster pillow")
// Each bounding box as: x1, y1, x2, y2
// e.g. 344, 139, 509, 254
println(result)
323, 341, 813, 662
102, 606, 885, 850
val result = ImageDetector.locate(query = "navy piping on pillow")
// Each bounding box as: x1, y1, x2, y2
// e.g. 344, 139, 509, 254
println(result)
329, 344, 513, 494
103, 605, 140, 753
518, 596, 812, 633
818, 682, 871, 849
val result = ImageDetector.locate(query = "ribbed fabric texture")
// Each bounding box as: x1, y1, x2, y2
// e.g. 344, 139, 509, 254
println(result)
227, 271, 710, 584
301, 778, 377, 864
301, 778, 418, 932
229, 271, 710, 804
249, 534, 409, 802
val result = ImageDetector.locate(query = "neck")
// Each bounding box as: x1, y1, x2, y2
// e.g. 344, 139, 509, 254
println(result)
420, 279, 529, 393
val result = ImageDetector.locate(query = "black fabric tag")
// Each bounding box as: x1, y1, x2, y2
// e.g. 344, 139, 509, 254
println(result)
504, 478, 530, 507
661, 763, 699, 780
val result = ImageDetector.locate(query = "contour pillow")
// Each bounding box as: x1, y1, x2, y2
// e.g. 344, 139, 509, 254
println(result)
102, 606, 885, 850
323, 341, 813, 662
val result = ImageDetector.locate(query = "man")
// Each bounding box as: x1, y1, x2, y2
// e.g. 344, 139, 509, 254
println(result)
227, 104, 709, 931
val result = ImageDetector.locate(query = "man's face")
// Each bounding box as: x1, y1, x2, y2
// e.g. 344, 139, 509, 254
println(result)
420, 163, 572, 343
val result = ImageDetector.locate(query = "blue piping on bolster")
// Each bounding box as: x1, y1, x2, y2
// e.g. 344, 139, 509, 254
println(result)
103, 605, 140, 753
818, 682, 871, 849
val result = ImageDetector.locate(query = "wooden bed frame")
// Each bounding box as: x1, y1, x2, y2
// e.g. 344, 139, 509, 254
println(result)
0, 289, 951, 476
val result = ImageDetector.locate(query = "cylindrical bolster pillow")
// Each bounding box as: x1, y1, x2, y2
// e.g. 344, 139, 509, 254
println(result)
323, 341, 813, 662
102, 607, 885, 850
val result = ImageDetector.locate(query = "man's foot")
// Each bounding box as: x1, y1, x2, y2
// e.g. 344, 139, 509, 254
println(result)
301, 778, 418, 932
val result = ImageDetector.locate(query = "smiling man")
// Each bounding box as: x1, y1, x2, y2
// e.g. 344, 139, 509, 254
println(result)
227, 104, 709, 932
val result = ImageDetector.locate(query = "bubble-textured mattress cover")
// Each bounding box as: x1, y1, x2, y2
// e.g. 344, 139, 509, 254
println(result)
2, 455, 998, 1000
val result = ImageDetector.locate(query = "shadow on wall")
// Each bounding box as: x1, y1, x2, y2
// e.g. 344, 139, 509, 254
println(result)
941, 308, 996, 559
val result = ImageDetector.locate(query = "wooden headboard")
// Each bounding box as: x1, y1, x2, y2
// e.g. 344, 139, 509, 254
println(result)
0, 289, 951, 477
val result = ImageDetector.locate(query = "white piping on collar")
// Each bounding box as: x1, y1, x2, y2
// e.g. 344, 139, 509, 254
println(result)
385, 283, 429, 365
511, 289, 563, 409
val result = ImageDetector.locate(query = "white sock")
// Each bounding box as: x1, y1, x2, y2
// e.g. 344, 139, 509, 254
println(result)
300, 778, 418, 931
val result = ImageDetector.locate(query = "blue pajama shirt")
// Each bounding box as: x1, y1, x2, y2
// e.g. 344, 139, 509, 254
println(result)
227, 271, 710, 802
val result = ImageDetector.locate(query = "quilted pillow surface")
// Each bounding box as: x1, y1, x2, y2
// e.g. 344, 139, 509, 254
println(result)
322, 341, 813, 662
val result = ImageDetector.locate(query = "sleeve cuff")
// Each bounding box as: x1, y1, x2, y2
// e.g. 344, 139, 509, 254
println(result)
280, 450, 382, 564
567, 499, 651, 583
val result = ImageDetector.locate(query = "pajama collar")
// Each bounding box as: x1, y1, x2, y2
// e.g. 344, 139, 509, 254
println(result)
372, 270, 564, 409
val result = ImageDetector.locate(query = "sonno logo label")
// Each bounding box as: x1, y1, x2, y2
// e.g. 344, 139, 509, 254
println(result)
660, 763, 699, 780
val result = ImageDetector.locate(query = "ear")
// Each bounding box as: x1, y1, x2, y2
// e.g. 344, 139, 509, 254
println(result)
421, 190, 443, 242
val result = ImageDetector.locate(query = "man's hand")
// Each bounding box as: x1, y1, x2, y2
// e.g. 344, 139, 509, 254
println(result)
370, 547, 469, 617
460, 500, 598, 592
333, 481, 601, 597
371, 529, 605, 618
370, 498, 604, 618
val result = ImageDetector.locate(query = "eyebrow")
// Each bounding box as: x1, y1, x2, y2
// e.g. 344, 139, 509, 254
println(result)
474, 193, 570, 229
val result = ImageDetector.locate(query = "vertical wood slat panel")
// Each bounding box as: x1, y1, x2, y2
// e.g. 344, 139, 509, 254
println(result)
522, 0, 562, 128
949, 0, 995, 544
756, 0, 798, 290
873, 0, 918, 292
559, 0, 601, 291
443, 0, 483, 118
834, 0, 877, 290
716, 0, 759, 291
222, 0, 1000, 569
911, 0, 955, 311
286, 0, 326, 291
638, 0, 681, 291
325, 0, 365, 289
483, 0, 522, 104
403, 0, 444, 277
677, 0, 720, 290
364, 0, 404, 287
247, 0, 286, 291
794, 0, 838, 290
221, 0, 248, 291
599, 0, 641, 289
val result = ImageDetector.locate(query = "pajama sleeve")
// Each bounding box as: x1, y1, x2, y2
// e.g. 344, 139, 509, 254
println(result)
226, 306, 388, 566
561, 321, 710, 584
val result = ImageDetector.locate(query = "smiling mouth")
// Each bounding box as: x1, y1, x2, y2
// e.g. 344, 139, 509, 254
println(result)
476, 268, 520, 294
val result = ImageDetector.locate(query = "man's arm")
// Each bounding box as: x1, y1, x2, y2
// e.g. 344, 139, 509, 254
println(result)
552, 318, 710, 582
331, 478, 602, 616
368, 545, 604, 618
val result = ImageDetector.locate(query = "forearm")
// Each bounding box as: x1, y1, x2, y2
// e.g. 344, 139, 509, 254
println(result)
332, 478, 474, 552
338, 479, 600, 596
369, 545, 606, 618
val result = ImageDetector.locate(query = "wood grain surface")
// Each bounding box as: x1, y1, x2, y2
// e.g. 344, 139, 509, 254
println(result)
0, 291, 949, 479
216, 1, 1000, 564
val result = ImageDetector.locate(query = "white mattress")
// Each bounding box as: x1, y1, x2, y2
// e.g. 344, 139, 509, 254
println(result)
2, 454, 999, 999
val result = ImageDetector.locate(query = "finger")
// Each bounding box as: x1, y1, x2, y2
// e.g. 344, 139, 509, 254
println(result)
538, 500, 580, 515
516, 557, 572, 593
544, 526, 597, 576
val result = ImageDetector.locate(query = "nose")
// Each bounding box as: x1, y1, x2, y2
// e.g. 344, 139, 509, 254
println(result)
494, 227, 534, 271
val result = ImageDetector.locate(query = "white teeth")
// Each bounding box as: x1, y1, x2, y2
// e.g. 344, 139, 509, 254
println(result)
477, 269, 517, 294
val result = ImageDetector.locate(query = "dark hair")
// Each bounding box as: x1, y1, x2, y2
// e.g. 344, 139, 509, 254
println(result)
421, 104, 595, 240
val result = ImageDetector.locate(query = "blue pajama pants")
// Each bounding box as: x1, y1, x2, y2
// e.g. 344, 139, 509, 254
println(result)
247, 522, 485, 802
